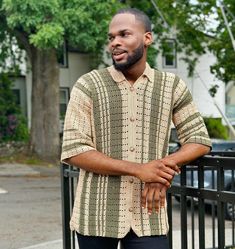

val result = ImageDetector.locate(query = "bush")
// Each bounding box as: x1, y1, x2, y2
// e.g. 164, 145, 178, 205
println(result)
0, 72, 29, 142
204, 117, 228, 139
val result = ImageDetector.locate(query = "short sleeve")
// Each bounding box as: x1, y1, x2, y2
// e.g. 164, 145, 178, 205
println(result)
61, 78, 96, 162
172, 78, 211, 148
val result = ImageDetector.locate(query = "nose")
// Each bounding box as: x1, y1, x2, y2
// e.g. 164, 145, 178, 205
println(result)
109, 36, 121, 49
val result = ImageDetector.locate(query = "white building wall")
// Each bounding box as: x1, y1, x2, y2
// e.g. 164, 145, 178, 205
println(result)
60, 52, 93, 89
156, 50, 225, 118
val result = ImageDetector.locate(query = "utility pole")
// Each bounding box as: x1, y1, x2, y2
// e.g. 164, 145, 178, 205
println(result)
219, 2, 235, 52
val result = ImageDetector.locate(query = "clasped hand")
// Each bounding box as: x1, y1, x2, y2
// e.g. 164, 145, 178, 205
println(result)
137, 158, 180, 214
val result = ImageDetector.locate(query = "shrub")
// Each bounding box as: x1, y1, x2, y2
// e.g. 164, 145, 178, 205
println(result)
204, 117, 228, 140
0, 72, 29, 142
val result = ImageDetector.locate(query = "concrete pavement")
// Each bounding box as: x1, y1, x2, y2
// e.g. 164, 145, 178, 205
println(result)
1, 163, 234, 249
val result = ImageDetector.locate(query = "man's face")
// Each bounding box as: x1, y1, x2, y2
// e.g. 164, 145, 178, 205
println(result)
108, 13, 149, 72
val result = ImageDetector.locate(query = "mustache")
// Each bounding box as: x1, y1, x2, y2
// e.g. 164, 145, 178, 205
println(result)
112, 48, 127, 54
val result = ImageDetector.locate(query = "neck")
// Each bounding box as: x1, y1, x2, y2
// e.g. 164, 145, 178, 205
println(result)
122, 60, 146, 85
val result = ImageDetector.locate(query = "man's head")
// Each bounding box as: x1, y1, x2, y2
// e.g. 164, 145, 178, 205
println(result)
108, 8, 153, 72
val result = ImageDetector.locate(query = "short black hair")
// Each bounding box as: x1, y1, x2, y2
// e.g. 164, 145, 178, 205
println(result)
114, 8, 152, 32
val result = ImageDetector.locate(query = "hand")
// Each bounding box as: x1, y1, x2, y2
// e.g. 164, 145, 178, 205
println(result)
141, 182, 168, 214
135, 159, 179, 187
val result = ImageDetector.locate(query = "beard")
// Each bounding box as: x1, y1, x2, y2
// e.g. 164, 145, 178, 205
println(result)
112, 43, 144, 72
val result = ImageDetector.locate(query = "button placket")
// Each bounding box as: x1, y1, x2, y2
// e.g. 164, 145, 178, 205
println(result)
128, 85, 136, 162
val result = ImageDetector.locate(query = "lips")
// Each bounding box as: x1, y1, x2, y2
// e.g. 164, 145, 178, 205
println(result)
112, 49, 127, 61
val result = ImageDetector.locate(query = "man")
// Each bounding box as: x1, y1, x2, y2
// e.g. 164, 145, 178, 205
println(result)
61, 8, 211, 249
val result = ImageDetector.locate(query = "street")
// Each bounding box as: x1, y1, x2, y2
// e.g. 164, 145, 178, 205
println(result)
0, 164, 62, 249
0, 163, 234, 249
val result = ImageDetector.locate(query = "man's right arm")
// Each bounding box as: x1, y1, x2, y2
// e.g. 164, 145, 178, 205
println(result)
62, 79, 179, 186
65, 150, 179, 187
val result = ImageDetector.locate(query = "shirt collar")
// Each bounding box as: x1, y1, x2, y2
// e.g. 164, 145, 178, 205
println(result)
107, 63, 154, 84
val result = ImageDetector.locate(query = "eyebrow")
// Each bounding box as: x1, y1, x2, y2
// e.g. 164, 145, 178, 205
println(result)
108, 29, 130, 37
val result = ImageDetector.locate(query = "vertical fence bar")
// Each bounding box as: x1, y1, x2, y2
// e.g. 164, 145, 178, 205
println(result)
232, 170, 235, 246
70, 167, 76, 249
217, 158, 225, 249
190, 169, 195, 249
198, 162, 205, 249
211, 169, 216, 249
61, 164, 72, 249
167, 192, 173, 249
180, 166, 188, 249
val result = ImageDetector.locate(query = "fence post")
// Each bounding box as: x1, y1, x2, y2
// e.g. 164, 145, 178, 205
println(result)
180, 166, 188, 249
61, 164, 72, 249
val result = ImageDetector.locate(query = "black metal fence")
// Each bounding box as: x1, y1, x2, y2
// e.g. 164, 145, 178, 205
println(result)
61, 152, 235, 249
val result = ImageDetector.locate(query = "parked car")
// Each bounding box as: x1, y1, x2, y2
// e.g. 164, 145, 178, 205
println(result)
172, 139, 235, 219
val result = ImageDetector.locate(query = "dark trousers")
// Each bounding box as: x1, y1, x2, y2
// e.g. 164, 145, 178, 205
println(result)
76, 229, 169, 249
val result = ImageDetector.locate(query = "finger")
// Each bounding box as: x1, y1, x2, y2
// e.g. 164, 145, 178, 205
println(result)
161, 159, 180, 174
153, 187, 161, 213
141, 184, 149, 208
161, 165, 179, 176
154, 177, 171, 188
159, 170, 175, 181
160, 186, 167, 208
146, 187, 155, 215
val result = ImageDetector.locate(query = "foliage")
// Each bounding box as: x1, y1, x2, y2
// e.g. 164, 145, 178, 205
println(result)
122, 0, 234, 82
204, 117, 228, 139
0, 72, 29, 142
209, 0, 235, 84
122, 0, 216, 75
1, 0, 121, 54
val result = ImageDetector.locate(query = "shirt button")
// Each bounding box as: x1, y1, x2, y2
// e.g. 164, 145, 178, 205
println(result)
130, 117, 135, 122
129, 178, 134, 183
130, 86, 135, 92
130, 147, 135, 152
129, 207, 133, 212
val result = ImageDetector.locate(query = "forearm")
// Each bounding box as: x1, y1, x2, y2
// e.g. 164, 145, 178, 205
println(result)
65, 149, 179, 185
65, 150, 140, 177
164, 143, 210, 167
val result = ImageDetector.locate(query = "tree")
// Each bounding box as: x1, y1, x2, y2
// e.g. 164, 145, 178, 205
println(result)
209, 0, 235, 84
1, 0, 233, 161
122, 0, 217, 75
132, 0, 234, 84
0, 0, 120, 162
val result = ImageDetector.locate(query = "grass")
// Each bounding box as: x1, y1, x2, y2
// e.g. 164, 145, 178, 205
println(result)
0, 152, 57, 166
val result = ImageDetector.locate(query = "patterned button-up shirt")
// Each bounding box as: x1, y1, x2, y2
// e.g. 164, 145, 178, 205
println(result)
61, 63, 211, 238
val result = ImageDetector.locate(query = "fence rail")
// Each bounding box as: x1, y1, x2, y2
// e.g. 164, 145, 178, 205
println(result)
61, 152, 235, 249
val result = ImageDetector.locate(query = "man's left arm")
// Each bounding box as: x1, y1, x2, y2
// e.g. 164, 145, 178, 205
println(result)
141, 143, 210, 214
142, 76, 212, 214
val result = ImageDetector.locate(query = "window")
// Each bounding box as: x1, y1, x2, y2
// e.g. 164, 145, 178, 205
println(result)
162, 39, 177, 68
57, 42, 68, 67
12, 89, 21, 106
60, 88, 69, 119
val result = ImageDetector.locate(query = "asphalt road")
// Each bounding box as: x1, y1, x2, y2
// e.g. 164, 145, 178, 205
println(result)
0, 163, 234, 249
0, 164, 62, 249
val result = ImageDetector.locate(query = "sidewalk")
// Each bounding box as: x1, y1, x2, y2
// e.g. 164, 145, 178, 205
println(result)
0, 162, 60, 177
0, 162, 61, 249
1, 163, 232, 249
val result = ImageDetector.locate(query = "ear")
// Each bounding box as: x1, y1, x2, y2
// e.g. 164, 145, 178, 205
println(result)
144, 32, 153, 47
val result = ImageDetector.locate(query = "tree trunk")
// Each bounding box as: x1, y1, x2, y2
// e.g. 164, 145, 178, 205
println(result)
29, 48, 60, 162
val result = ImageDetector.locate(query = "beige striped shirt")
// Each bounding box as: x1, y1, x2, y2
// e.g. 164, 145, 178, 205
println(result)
61, 63, 211, 238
